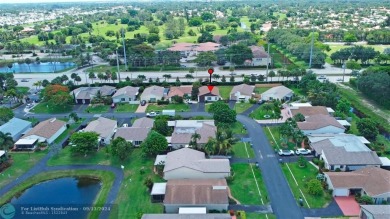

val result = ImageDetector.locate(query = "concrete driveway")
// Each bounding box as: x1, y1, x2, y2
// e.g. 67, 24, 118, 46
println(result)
135, 103, 147, 113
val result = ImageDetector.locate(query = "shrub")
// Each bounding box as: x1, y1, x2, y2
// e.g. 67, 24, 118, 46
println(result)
307, 179, 323, 196
248, 98, 257, 104
335, 168, 341, 172
312, 158, 319, 165
356, 195, 374, 204
143, 177, 153, 190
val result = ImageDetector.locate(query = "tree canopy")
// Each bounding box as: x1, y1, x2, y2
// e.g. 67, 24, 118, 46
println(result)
111, 137, 133, 161
141, 131, 168, 156
70, 132, 99, 156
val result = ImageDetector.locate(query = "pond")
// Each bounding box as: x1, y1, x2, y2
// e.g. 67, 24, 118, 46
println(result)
0, 62, 75, 73
6, 177, 101, 219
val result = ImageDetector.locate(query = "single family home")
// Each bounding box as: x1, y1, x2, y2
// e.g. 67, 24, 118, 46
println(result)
198, 86, 220, 102
325, 167, 390, 204
309, 134, 381, 171
84, 117, 117, 145
140, 85, 166, 102
71, 86, 116, 104
360, 205, 390, 219
0, 117, 32, 141
290, 105, 333, 117
163, 179, 229, 213
229, 84, 254, 102
23, 118, 66, 144
132, 117, 154, 128
112, 86, 139, 103
167, 86, 192, 102
297, 115, 346, 135
169, 120, 217, 149
261, 85, 293, 102
246, 45, 272, 66
160, 148, 230, 180
114, 127, 151, 147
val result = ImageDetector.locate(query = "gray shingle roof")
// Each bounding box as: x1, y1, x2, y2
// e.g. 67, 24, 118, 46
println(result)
297, 115, 345, 130
360, 205, 390, 219
141, 85, 165, 98
230, 84, 254, 99
112, 86, 139, 98
322, 145, 381, 165
114, 127, 150, 141
132, 117, 154, 128
84, 117, 117, 139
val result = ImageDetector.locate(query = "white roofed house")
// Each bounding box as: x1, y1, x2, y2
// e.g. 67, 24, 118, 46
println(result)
140, 85, 165, 102
84, 117, 117, 145
308, 134, 381, 171
229, 84, 255, 102
261, 85, 293, 102
112, 86, 139, 103
198, 86, 221, 102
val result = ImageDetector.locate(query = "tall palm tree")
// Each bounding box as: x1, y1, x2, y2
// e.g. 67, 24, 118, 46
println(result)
190, 132, 201, 149
89, 72, 96, 83
0, 131, 14, 157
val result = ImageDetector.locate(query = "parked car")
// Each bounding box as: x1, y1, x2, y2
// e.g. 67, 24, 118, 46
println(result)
336, 78, 343, 82
21, 79, 29, 82
295, 148, 312, 155
180, 65, 187, 68
146, 111, 159, 117
255, 162, 259, 167
278, 149, 295, 156
140, 100, 147, 106
111, 103, 116, 108
318, 75, 326, 79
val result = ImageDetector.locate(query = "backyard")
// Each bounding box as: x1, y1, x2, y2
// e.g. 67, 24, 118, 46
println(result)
281, 162, 332, 208
0, 150, 47, 189
146, 103, 189, 112
234, 102, 253, 114
218, 86, 233, 100
115, 104, 138, 113
254, 87, 271, 94
229, 163, 269, 205
249, 103, 280, 120
232, 142, 255, 158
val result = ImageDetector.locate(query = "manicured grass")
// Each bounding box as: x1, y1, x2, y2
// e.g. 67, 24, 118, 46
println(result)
247, 213, 276, 219
263, 126, 296, 150
218, 86, 233, 100
0, 150, 47, 189
146, 103, 189, 112
205, 103, 211, 112
53, 120, 84, 144
249, 103, 280, 120
232, 121, 248, 135
232, 142, 255, 158
30, 102, 72, 114
0, 169, 115, 219
229, 164, 269, 205
115, 104, 138, 113
234, 102, 253, 114
85, 105, 110, 113
48, 146, 113, 166
254, 87, 271, 94
281, 162, 332, 208
16, 86, 30, 95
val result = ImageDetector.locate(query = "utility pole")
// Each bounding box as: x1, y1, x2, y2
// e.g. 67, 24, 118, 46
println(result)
116, 50, 121, 82
342, 60, 346, 82
309, 26, 314, 69
121, 29, 128, 76
266, 42, 270, 82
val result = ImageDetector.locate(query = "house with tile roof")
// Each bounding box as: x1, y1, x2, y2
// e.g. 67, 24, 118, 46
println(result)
114, 127, 151, 146
112, 86, 139, 103
132, 117, 154, 128
23, 118, 66, 144
325, 167, 390, 204
198, 86, 221, 102
290, 105, 333, 117
160, 148, 230, 180
163, 179, 229, 213
140, 85, 165, 102
261, 85, 293, 102
84, 117, 117, 145
297, 115, 346, 135
167, 86, 192, 102
229, 84, 254, 102
308, 134, 381, 171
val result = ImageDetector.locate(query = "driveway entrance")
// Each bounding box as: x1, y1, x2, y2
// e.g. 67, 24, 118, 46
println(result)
334, 196, 360, 216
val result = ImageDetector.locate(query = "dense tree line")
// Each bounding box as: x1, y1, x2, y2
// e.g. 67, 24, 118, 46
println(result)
330, 46, 380, 65
356, 69, 390, 108
299, 73, 339, 108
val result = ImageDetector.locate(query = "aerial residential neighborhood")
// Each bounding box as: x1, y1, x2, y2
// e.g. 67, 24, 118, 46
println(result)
0, 0, 389, 219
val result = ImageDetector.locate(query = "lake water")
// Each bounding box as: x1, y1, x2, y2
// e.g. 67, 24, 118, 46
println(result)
6, 177, 101, 219
0, 62, 75, 73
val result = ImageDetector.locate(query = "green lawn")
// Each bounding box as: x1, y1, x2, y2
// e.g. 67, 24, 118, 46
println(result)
205, 103, 211, 112
115, 104, 138, 113
30, 102, 72, 114
232, 142, 255, 158
229, 164, 269, 205
48, 146, 113, 166
0, 150, 47, 189
254, 87, 271, 94
146, 103, 189, 112
281, 162, 332, 208
85, 105, 110, 113
249, 103, 280, 120
263, 126, 296, 150
218, 86, 233, 100
16, 87, 30, 95
53, 120, 84, 144
234, 102, 253, 114
232, 121, 248, 135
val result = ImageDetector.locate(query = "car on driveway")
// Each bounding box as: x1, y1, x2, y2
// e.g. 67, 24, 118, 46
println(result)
140, 100, 147, 106
278, 149, 295, 156
146, 111, 159, 117
295, 148, 312, 155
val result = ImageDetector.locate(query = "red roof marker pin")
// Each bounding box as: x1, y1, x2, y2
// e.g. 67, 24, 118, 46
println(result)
207, 85, 214, 92
208, 68, 214, 75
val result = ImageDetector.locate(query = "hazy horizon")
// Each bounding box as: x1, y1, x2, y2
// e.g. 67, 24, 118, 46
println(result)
0, 0, 112, 3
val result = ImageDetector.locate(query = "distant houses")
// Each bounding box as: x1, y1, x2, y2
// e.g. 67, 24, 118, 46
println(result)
168, 42, 221, 57
71, 86, 116, 104
246, 46, 272, 66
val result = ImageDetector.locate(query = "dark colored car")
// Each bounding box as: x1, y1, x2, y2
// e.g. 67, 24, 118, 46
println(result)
141, 100, 147, 106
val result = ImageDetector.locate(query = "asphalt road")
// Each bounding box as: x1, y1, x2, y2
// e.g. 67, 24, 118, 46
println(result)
237, 115, 304, 219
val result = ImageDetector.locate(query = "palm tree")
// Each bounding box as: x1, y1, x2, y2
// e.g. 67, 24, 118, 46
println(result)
268, 70, 276, 82
105, 70, 112, 82
89, 72, 96, 83
263, 104, 272, 112
212, 74, 220, 81
185, 74, 194, 82
97, 72, 104, 83
189, 132, 201, 149
0, 131, 14, 157
163, 74, 172, 82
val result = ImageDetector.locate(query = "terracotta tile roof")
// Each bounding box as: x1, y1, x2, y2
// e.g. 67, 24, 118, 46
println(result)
297, 115, 345, 130
114, 127, 151, 142
167, 43, 195, 52
198, 86, 220, 97
291, 106, 329, 117
326, 167, 390, 196
84, 117, 117, 139
23, 118, 65, 139
193, 42, 221, 52
164, 179, 228, 205
167, 86, 193, 98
